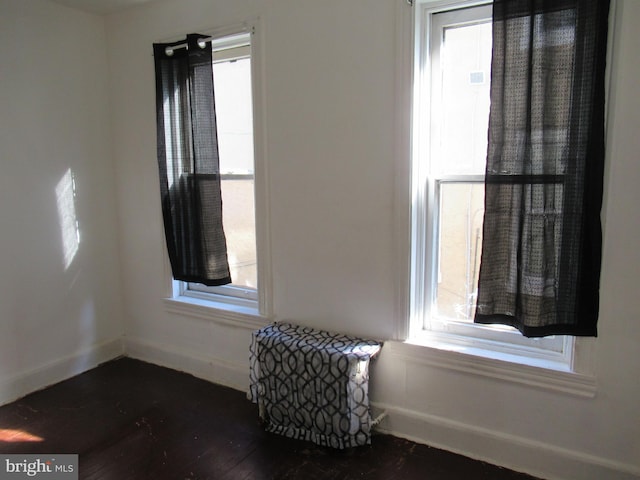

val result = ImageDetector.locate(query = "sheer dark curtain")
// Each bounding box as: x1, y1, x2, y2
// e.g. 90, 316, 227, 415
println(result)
153, 34, 231, 286
475, 0, 610, 337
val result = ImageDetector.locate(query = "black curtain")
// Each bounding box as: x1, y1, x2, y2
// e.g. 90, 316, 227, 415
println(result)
475, 0, 610, 337
153, 34, 231, 286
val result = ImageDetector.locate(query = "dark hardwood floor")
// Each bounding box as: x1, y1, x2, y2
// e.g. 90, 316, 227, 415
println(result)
0, 358, 539, 479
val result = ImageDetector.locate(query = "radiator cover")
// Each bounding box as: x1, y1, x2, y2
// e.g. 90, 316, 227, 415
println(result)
249, 322, 382, 449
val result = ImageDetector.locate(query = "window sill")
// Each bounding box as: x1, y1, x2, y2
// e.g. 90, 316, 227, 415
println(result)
163, 294, 270, 331
385, 335, 596, 398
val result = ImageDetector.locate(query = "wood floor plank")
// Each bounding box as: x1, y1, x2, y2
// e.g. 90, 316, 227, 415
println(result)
0, 358, 539, 480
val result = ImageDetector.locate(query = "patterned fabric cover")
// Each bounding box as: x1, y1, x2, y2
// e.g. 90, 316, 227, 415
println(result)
249, 322, 382, 449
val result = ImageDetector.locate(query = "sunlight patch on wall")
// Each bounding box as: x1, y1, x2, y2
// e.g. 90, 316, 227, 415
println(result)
56, 169, 80, 270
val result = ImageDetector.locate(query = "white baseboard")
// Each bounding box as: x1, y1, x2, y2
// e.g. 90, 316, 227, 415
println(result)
123, 337, 249, 392
372, 402, 640, 480
0, 339, 124, 406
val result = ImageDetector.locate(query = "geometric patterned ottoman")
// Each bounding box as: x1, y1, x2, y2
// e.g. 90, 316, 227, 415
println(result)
248, 322, 382, 449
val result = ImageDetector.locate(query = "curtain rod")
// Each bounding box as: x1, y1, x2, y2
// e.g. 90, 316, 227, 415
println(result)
164, 27, 255, 56
165, 37, 212, 56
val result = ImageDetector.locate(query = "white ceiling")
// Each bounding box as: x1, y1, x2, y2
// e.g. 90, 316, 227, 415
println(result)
49, 0, 159, 15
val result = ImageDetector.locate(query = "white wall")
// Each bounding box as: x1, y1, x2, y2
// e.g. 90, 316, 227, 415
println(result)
107, 0, 398, 371
4, 1, 635, 478
0, 0, 124, 404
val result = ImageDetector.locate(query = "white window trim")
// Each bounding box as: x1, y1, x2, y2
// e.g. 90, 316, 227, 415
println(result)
164, 279, 268, 331
161, 18, 273, 326
391, 0, 600, 396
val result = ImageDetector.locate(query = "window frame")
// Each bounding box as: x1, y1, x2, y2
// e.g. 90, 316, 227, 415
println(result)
165, 20, 272, 321
410, 0, 574, 370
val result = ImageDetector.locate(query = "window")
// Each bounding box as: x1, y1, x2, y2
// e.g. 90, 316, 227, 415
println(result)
411, 2, 573, 368
173, 28, 269, 314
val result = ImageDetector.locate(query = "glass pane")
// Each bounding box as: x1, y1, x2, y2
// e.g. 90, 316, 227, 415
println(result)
432, 20, 492, 176
213, 57, 257, 289
220, 176, 257, 289
435, 182, 484, 321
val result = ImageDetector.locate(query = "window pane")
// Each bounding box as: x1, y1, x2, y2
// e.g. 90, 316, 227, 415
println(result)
435, 182, 484, 321
432, 20, 492, 176
215, 58, 254, 175
213, 57, 257, 289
